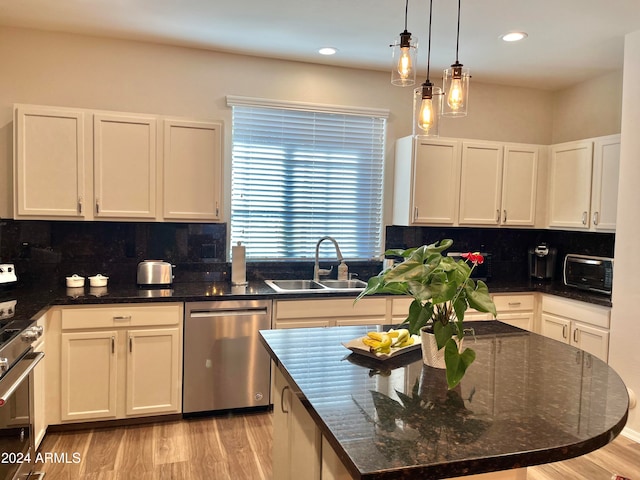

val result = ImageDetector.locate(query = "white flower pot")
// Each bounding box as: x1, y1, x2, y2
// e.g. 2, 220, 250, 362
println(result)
420, 328, 446, 369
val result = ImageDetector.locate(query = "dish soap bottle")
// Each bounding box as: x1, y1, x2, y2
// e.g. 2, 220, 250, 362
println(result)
337, 261, 348, 281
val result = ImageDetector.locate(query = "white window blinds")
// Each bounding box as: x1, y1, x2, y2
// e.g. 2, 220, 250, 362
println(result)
229, 98, 386, 260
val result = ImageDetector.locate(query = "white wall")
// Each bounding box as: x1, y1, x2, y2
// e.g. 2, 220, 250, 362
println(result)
610, 30, 640, 439
0, 27, 552, 221
551, 70, 623, 144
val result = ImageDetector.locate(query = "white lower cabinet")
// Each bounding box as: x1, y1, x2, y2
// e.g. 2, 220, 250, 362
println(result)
493, 293, 535, 332
273, 368, 321, 480
58, 303, 183, 423
540, 295, 610, 362
273, 297, 387, 329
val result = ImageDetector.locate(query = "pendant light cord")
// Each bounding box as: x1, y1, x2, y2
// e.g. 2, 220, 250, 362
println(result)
426, 0, 433, 81
455, 0, 461, 63
404, 0, 409, 31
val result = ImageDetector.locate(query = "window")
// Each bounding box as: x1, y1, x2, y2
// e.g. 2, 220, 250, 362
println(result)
228, 96, 387, 261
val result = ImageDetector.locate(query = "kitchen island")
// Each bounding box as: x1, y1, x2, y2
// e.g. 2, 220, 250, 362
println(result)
259, 321, 629, 480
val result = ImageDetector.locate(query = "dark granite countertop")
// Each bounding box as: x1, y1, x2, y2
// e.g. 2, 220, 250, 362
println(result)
259, 322, 629, 479
0, 276, 611, 326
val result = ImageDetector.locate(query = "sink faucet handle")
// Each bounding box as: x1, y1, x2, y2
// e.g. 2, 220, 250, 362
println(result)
317, 266, 333, 278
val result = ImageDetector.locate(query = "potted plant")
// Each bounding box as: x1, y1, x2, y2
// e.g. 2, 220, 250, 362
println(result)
356, 239, 497, 388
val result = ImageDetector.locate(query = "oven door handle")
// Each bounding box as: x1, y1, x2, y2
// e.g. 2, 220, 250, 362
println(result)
0, 352, 45, 407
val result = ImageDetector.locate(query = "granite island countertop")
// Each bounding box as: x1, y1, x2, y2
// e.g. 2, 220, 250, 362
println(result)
259, 322, 629, 479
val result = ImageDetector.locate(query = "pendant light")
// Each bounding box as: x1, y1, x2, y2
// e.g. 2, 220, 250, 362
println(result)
442, 0, 470, 117
413, 0, 442, 137
390, 0, 418, 86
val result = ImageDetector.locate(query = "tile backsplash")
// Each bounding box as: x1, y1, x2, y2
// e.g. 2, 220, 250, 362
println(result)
0, 219, 615, 287
385, 225, 615, 283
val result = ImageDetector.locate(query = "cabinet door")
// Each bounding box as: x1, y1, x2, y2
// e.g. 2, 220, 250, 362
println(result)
590, 135, 620, 231
61, 330, 118, 421
94, 113, 157, 218
335, 316, 387, 327
572, 322, 609, 362
163, 119, 223, 220
126, 328, 181, 416
498, 312, 533, 332
15, 105, 85, 218
548, 141, 593, 229
289, 382, 322, 480
501, 145, 538, 226
459, 141, 504, 225
411, 138, 461, 224
541, 313, 570, 344
273, 368, 291, 480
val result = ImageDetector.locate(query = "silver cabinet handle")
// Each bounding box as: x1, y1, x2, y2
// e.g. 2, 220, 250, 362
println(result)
111, 336, 115, 354
496, 209, 500, 222
562, 324, 568, 339
573, 327, 579, 343
508, 302, 521, 307
113, 315, 131, 321
281, 385, 290, 414
78, 197, 83, 214
593, 211, 599, 226
96, 198, 100, 214
129, 336, 133, 353
503, 210, 507, 223
582, 211, 588, 225
215, 202, 219, 217
414, 206, 419, 219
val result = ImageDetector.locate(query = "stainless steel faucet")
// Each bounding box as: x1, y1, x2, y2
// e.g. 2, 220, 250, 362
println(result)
314, 236, 344, 282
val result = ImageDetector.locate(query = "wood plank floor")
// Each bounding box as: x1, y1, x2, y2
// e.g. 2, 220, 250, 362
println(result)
36, 412, 640, 479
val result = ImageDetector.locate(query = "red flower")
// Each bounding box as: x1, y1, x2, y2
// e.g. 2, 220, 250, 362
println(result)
461, 252, 484, 265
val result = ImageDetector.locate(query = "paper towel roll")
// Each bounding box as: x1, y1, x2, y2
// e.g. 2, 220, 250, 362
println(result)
232, 242, 248, 286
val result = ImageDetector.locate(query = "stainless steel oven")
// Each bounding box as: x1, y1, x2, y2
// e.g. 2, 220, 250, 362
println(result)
0, 297, 44, 480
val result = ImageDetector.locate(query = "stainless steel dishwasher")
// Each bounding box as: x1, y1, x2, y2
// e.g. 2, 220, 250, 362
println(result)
183, 299, 272, 413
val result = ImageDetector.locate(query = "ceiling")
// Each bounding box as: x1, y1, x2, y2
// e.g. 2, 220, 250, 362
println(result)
2, 0, 640, 91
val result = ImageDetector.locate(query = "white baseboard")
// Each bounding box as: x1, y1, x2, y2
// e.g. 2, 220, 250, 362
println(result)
622, 426, 640, 443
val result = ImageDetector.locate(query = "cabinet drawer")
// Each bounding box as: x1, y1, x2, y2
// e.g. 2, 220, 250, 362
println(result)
275, 298, 386, 319
62, 303, 182, 330
493, 294, 535, 312
541, 295, 610, 329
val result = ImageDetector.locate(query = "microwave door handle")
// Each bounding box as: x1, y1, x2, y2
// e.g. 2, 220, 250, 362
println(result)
0, 352, 45, 406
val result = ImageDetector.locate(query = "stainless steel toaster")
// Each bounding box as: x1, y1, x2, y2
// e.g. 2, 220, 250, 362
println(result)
137, 260, 174, 286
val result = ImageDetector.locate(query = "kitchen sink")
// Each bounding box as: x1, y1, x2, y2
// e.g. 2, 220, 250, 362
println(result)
318, 279, 367, 290
265, 278, 367, 293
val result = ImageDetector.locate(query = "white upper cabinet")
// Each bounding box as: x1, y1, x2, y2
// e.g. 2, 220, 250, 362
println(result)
548, 140, 594, 229
13, 104, 224, 222
547, 135, 620, 231
590, 135, 620, 232
501, 145, 539, 226
15, 105, 86, 218
163, 119, 223, 221
94, 113, 157, 219
458, 141, 539, 227
393, 136, 461, 225
459, 141, 504, 225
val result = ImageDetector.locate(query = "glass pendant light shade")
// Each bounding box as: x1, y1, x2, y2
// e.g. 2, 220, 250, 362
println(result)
442, 63, 470, 117
391, 32, 418, 86
413, 82, 442, 137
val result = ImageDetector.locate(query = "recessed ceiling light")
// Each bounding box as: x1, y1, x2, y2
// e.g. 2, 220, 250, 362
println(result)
501, 32, 528, 42
318, 47, 338, 55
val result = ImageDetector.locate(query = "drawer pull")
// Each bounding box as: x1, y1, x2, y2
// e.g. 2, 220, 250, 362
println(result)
281, 386, 290, 414
573, 328, 579, 343
508, 302, 521, 307
113, 315, 132, 321
562, 324, 568, 339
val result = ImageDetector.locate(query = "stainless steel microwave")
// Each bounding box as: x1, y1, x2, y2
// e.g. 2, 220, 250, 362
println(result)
563, 254, 614, 294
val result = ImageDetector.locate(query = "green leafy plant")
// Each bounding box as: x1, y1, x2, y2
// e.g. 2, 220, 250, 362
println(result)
356, 239, 497, 388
